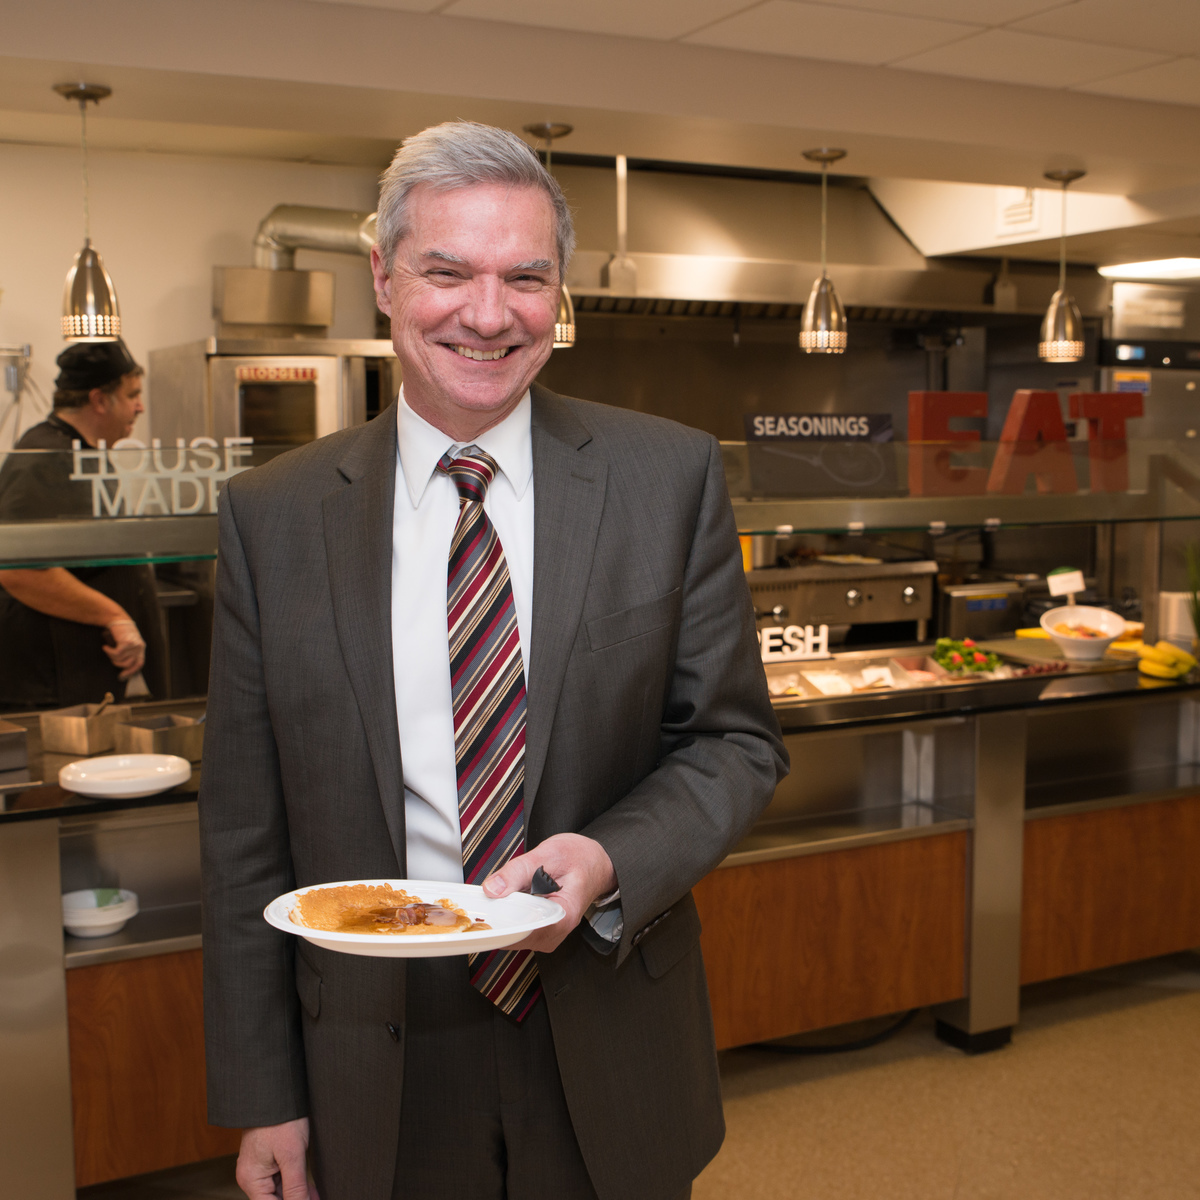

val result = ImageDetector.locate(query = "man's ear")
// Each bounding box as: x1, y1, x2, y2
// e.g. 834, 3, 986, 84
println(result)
370, 246, 393, 318
87, 386, 110, 414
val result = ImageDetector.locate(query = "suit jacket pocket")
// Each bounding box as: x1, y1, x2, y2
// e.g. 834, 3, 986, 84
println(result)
295, 945, 322, 1019
587, 589, 680, 652
638, 895, 701, 979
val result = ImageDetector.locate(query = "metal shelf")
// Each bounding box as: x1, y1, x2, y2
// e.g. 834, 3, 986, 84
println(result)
0, 516, 217, 569
63, 902, 202, 969
719, 803, 971, 868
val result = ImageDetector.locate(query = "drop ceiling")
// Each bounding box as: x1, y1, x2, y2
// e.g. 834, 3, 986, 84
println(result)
314, 0, 1200, 106
6, 0, 1200, 270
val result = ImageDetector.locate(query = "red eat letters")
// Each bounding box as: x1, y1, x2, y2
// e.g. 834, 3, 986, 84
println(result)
986, 390, 1078, 494
1068, 392, 1142, 492
907, 391, 989, 496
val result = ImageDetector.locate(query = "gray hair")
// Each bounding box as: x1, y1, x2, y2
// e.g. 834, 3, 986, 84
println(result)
375, 121, 575, 282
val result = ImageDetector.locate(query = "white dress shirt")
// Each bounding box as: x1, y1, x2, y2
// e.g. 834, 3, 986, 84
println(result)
391, 388, 535, 884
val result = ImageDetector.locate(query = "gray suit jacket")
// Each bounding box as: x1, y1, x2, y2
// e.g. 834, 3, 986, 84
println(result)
200, 385, 787, 1200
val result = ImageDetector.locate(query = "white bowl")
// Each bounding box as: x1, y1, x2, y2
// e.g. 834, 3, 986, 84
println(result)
1040, 605, 1127, 661
59, 753, 191, 799
62, 888, 138, 938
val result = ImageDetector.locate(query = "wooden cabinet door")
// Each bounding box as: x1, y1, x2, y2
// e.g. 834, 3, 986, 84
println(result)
66, 949, 241, 1187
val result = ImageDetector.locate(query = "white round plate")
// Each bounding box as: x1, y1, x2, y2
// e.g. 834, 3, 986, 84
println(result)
58, 754, 191, 799
265, 878, 565, 958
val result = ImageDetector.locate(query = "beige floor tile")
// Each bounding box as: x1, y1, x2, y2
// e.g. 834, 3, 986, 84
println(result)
81, 953, 1200, 1200
695, 952, 1200, 1200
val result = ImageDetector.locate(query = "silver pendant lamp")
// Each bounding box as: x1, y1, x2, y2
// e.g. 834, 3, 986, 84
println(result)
55, 82, 121, 342
800, 148, 848, 354
523, 122, 575, 349
1038, 168, 1087, 363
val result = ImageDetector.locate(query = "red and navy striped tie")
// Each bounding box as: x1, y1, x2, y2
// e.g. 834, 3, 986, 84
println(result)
439, 448, 541, 1021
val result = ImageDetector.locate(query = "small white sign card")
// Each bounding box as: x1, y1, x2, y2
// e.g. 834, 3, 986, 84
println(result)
1047, 568, 1086, 600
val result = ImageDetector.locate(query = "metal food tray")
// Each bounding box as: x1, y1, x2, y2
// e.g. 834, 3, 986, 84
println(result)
765, 654, 943, 700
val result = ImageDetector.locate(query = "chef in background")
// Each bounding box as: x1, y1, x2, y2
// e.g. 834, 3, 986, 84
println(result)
0, 340, 165, 711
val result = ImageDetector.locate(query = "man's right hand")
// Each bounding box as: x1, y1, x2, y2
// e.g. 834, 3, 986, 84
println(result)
102, 617, 145, 680
236, 1119, 319, 1200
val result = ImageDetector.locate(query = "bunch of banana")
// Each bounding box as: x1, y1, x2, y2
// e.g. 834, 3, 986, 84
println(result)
1138, 641, 1198, 680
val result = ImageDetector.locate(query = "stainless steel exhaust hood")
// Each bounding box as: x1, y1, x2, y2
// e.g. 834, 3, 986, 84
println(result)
218, 174, 1108, 335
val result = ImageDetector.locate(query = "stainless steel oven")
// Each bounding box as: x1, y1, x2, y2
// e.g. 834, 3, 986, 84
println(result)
148, 337, 401, 445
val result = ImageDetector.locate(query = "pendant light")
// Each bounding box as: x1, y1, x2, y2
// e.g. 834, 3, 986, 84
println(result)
800, 148, 848, 354
55, 82, 121, 342
523, 121, 575, 349
1038, 168, 1086, 364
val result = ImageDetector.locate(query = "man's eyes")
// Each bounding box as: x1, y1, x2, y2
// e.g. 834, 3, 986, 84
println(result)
420, 267, 550, 285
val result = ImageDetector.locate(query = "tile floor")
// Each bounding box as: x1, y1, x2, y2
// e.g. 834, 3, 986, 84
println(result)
80, 950, 1200, 1200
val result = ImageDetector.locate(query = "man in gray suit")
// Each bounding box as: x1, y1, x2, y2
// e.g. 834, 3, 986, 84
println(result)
201, 121, 786, 1200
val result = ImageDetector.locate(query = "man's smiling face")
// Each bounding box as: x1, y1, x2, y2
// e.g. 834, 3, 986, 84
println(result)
371, 181, 560, 441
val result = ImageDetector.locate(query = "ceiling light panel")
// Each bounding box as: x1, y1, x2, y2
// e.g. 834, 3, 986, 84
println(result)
892, 28, 1169, 87
1098, 258, 1200, 280
1012, 0, 1200, 57
685, 0, 980, 65
1077, 56, 1200, 106
441, 0, 759, 39
806, 0, 1067, 24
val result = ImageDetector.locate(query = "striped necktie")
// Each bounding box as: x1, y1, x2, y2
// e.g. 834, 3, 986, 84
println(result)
439, 448, 541, 1021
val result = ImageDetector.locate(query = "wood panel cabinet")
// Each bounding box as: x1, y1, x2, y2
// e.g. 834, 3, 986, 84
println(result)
66, 949, 241, 1187
1021, 794, 1200, 985
694, 832, 968, 1050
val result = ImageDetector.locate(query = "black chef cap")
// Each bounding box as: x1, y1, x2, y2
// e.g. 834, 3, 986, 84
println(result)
55, 339, 140, 392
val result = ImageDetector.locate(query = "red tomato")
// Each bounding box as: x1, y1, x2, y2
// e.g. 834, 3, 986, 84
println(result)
962, 638, 976, 647
950, 651, 963, 663
973, 651, 988, 664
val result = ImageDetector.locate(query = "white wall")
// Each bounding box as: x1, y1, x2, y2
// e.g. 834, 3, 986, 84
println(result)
0, 142, 382, 448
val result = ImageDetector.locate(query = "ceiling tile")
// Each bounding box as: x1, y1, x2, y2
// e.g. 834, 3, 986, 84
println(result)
302, 0, 446, 11
806, 0, 1069, 25
1077, 57, 1200, 106
1012, 0, 1200, 57
440, 0, 759, 40
684, 0, 979, 66
892, 28, 1169, 86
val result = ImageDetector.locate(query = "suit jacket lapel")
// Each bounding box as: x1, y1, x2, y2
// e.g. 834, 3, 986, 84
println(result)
525, 386, 607, 814
322, 411, 406, 872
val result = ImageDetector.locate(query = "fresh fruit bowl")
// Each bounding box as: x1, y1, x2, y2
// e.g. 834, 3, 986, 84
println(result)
1039, 605, 1126, 661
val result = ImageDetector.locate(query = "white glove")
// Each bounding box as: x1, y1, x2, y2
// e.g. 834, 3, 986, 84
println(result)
103, 618, 146, 681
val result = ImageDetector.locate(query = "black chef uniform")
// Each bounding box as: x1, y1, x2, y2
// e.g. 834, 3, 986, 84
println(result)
0, 413, 166, 711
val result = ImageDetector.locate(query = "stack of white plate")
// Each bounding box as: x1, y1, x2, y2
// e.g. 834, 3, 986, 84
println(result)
62, 888, 139, 938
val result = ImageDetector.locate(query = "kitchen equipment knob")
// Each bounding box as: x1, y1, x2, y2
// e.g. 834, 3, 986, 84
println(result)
902, 585, 918, 605
845, 588, 862, 608
754, 604, 788, 620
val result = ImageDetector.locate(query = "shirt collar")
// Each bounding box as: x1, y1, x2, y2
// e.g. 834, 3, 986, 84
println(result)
47, 411, 94, 447
395, 387, 533, 509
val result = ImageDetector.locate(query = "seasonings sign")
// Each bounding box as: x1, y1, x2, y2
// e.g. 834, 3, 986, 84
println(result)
745, 414, 893, 442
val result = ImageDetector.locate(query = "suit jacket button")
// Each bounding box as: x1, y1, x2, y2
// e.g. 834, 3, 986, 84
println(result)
386, 1022, 400, 1042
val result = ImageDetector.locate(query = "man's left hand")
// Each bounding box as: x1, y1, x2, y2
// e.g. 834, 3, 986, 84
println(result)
482, 833, 616, 953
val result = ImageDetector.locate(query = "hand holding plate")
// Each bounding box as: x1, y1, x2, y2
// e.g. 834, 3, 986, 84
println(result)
481, 832, 616, 954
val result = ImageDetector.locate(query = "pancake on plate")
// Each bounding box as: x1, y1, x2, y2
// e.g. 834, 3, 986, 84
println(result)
292, 883, 489, 935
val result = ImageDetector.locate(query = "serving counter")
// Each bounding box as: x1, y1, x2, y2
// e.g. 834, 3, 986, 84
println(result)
697, 653, 1200, 1051
6, 658, 1200, 1196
